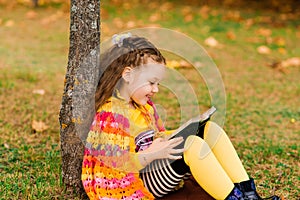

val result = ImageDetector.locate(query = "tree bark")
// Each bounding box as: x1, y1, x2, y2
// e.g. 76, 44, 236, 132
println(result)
59, 0, 100, 197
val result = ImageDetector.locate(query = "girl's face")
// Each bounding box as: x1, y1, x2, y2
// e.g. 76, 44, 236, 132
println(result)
124, 62, 166, 106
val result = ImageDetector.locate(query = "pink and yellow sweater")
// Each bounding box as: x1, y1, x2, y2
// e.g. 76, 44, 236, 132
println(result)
81, 96, 167, 200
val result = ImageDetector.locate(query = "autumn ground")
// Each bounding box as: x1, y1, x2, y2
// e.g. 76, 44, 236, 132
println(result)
0, 1, 299, 199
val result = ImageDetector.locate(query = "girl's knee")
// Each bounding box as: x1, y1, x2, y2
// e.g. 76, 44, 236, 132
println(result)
204, 121, 227, 147
184, 136, 212, 162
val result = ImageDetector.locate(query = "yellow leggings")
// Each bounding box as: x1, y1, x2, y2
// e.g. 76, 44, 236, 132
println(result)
184, 121, 249, 199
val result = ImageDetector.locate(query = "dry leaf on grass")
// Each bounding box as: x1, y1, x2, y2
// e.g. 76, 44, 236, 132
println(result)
269, 57, 300, 73
257, 45, 271, 54
4, 143, 10, 149
281, 57, 300, 67
256, 28, 272, 37
40, 11, 64, 26
199, 5, 210, 19
32, 120, 48, 132
4, 20, 14, 27
184, 14, 194, 22
32, 89, 45, 95
204, 37, 219, 47
226, 31, 236, 40
166, 60, 192, 68
149, 13, 161, 22
26, 10, 38, 20
166, 60, 180, 68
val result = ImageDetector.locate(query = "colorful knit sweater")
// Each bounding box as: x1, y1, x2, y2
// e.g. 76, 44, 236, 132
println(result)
82, 96, 167, 200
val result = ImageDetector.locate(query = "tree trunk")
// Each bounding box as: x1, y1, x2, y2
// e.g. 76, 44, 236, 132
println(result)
59, 0, 100, 197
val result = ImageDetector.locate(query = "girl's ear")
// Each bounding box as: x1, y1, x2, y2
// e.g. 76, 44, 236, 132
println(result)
122, 67, 132, 83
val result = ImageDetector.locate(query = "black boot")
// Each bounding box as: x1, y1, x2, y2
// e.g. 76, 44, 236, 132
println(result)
225, 187, 244, 200
235, 178, 281, 200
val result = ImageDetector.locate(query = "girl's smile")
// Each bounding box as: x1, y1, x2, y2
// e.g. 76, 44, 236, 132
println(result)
120, 62, 166, 106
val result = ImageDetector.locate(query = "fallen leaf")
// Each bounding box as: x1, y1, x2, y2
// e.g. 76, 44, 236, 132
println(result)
26, 10, 38, 20
4, 143, 10, 149
126, 21, 136, 28
246, 37, 261, 43
149, 13, 161, 22
123, 2, 132, 10
184, 14, 194, 22
32, 120, 48, 132
166, 60, 180, 68
274, 37, 286, 46
179, 60, 192, 68
281, 57, 300, 67
194, 61, 203, 68
269, 57, 300, 73
160, 2, 173, 12
199, 5, 210, 19
32, 89, 45, 95
40, 11, 64, 25
101, 8, 109, 20
204, 37, 219, 47
181, 6, 192, 16
277, 48, 286, 54
113, 17, 124, 29
223, 11, 242, 22
256, 28, 272, 37
226, 31, 236, 40
244, 19, 254, 28
5, 20, 14, 27
257, 45, 271, 54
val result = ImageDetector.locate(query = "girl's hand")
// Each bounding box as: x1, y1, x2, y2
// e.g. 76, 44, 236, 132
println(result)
139, 137, 184, 167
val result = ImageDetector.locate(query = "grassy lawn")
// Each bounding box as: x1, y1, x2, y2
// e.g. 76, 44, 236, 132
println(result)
0, 1, 299, 199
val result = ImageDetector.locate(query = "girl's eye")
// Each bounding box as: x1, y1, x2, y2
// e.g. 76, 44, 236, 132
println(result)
149, 81, 155, 85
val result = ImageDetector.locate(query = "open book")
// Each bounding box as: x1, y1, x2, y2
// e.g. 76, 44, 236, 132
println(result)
166, 106, 217, 148
135, 106, 216, 152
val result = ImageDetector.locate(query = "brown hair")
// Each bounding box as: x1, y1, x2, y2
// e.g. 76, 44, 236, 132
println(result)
95, 35, 166, 111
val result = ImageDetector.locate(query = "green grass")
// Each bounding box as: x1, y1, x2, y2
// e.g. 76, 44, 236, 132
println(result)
0, 1, 299, 199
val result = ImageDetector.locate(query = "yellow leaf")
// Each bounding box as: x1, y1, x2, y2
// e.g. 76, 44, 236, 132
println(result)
278, 48, 286, 54
62, 123, 68, 129
274, 37, 286, 46
166, 60, 180, 68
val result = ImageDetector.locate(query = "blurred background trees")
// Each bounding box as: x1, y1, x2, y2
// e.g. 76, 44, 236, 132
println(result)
0, 0, 299, 14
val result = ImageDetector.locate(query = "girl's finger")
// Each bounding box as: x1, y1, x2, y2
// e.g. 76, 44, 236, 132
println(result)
168, 155, 182, 160
169, 137, 183, 148
170, 148, 185, 154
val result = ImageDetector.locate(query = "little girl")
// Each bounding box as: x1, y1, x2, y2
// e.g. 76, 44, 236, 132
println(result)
81, 33, 281, 200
